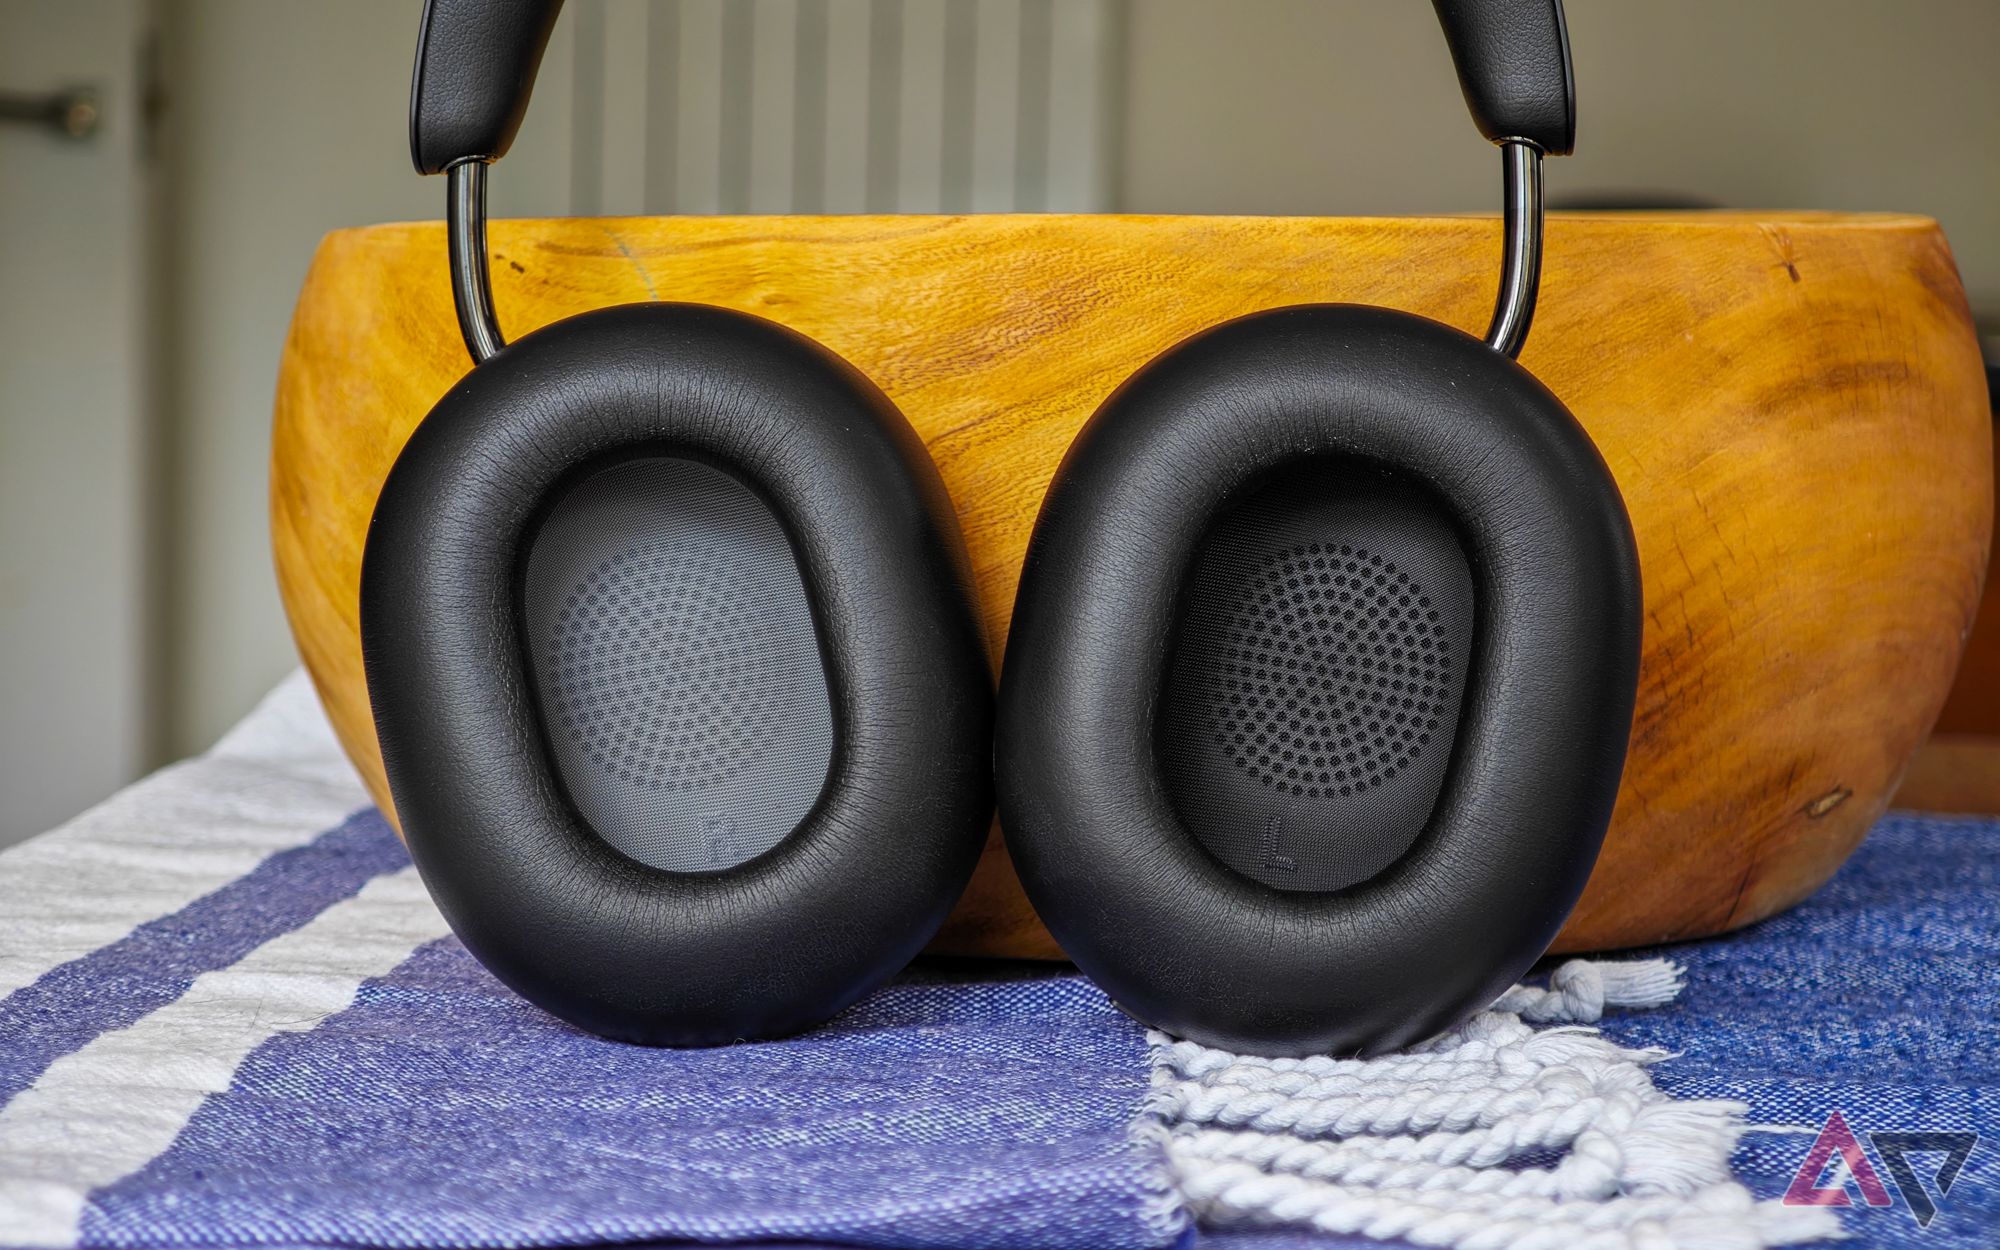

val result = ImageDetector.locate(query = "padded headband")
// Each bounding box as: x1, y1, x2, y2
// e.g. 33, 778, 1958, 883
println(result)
409, 0, 1575, 176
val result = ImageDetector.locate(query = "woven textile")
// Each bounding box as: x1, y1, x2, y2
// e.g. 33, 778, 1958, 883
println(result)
1182, 808, 1999, 1250
0, 672, 1988, 1249
1616, 809, 1999, 1250
1155, 965, 1840, 1249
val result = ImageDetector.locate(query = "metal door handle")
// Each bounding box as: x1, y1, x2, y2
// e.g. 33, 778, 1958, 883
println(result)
0, 88, 101, 139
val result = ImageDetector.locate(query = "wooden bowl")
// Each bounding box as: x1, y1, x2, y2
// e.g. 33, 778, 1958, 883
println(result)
272, 211, 1992, 958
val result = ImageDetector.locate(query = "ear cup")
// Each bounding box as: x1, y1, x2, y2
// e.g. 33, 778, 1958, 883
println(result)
362, 303, 993, 1045
995, 304, 1641, 1057
521, 456, 832, 872
1157, 459, 1477, 893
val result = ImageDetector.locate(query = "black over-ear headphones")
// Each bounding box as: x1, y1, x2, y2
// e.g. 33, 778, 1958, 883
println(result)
366, 0, 1639, 1056
998, 3, 1640, 1056
369, 0, 994, 1045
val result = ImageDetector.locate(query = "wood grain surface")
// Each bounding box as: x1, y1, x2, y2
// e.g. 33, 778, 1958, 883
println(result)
271, 211, 1992, 957
1898, 427, 2000, 816
1931, 427, 2000, 738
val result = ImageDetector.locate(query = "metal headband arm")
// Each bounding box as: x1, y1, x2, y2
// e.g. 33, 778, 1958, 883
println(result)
448, 159, 505, 362
1485, 140, 1544, 360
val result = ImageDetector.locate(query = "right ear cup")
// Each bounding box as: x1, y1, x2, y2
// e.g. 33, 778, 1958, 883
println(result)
995, 305, 1641, 1058
362, 303, 993, 1045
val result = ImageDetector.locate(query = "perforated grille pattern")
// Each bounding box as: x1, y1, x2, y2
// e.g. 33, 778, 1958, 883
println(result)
1158, 459, 1475, 893
547, 542, 798, 791
522, 457, 833, 874
1212, 544, 1451, 799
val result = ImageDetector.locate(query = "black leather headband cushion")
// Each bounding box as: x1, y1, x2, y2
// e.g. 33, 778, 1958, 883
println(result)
362, 303, 993, 1045
995, 304, 1641, 1057
1431, 0, 1576, 155
409, 0, 562, 173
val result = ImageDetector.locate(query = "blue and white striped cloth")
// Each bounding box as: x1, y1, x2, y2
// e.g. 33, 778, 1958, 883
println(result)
0, 675, 1171, 1250
0, 672, 1988, 1249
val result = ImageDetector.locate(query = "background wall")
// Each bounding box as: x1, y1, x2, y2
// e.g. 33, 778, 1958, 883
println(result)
150, 0, 574, 773
0, 0, 155, 841
3, 0, 1995, 839
1120, 0, 2000, 314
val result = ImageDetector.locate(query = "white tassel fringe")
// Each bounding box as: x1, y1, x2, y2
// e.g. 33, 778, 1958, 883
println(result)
1144, 959, 1841, 1250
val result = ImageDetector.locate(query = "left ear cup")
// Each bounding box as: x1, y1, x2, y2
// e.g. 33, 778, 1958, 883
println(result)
361, 303, 993, 1045
994, 304, 1641, 1057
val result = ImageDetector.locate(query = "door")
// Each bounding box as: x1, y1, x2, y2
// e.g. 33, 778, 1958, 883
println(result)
0, 0, 155, 845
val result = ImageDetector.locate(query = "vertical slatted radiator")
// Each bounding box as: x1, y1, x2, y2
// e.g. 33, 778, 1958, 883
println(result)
559, 0, 1124, 216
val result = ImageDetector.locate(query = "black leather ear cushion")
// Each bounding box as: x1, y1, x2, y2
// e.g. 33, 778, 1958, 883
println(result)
361, 303, 994, 1045
995, 304, 1641, 1057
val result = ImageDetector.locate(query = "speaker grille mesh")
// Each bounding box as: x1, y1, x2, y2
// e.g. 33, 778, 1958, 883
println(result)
523, 457, 833, 873
547, 540, 797, 791
1211, 543, 1452, 799
1158, 459, 1474, 893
